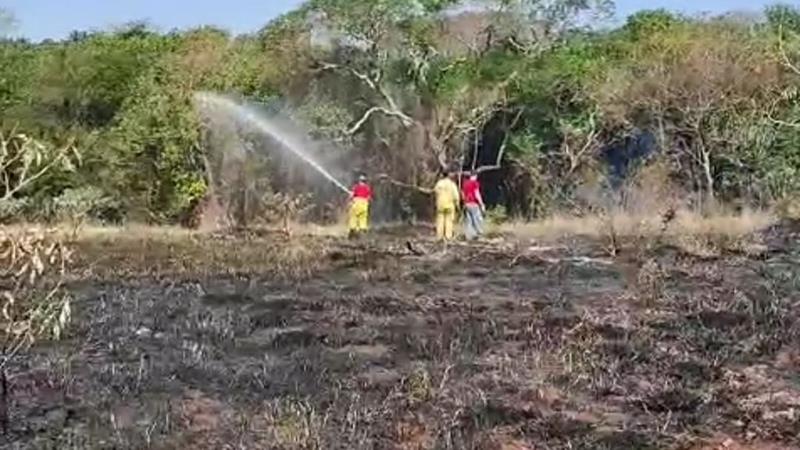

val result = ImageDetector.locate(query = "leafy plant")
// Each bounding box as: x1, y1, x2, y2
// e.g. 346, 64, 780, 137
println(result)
0, 131, 80, 203
0, 227, 71, 433
52, 186, 120, 225
485, 205, 509, 226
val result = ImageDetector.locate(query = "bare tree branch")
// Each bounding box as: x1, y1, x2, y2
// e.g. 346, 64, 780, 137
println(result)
474, 108, 525, 174
375, 173, 433, 194
317, 62, 414, 128
346, 107, 412, 135
767, 115, 800, 128
565, 111, 599, 176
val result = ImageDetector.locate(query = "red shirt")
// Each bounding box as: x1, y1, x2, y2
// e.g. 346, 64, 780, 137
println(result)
462, 178, 481, 204
352, 182, 372, 200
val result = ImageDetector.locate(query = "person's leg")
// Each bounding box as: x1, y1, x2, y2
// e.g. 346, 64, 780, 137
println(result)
436, 208, 445, 240
473, 206, 484, 236
358, 203, 369, 232
348, 202, 358, 234
445, 208, 455, 240
464, 206, 476, 240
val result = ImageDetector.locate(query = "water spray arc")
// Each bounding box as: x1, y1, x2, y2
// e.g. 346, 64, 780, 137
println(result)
194, 92, 351, 195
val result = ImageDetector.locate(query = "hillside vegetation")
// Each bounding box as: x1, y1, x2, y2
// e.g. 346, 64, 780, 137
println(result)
1, 2, 800, 224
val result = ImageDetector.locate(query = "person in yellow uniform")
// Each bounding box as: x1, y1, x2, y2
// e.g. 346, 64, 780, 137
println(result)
348, 174, 372, 238
434, 169, 461, 241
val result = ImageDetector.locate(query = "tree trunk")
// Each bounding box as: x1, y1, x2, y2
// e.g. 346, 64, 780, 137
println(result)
0, 366, 8, 435
701, 148, 714, 203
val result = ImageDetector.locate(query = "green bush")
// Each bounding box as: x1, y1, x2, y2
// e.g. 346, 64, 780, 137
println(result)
52, 187, 122, 223
0, 198, 29, 223
485, 205, 509, 226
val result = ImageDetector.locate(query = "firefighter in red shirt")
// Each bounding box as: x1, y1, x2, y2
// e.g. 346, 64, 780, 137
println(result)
462, 171, 485, 240
349, 174, 372, 236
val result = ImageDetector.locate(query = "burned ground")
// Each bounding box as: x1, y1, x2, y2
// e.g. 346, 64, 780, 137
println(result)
3, 224, 800, 449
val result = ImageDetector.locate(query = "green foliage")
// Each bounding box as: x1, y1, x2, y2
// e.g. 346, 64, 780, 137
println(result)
485, 205, 509, 225
766, 3, 800, 34
36, 29, 173, 127
310, 0, 459, 31
51, 186, 120, 223
624, 9, 684, 39
0, 44, 38, 119
0, 198, 27, 223
295, 100, 355, 141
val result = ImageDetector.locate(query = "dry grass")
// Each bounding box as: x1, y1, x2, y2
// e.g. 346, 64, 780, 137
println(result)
775, 197, 800, 221
672, 209, 775, 237
0, 223, 195, 242
2, 222, 347, 240
284, 221, 348, 237
6, 207, 776, 280
45, 224, 335, 281
499, 208, 775, 243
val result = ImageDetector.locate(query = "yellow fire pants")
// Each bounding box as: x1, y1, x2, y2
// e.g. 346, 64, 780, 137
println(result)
349, 198, 369, 232
436, 206, 456, 241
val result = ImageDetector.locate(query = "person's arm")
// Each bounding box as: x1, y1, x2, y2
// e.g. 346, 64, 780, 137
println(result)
475, 183, 485, 211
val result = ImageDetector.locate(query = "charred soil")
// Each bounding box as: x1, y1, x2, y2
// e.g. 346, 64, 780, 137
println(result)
4, 225, 800, 449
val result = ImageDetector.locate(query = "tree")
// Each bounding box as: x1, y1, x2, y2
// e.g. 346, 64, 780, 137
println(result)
302, 0, 615, 184
590, 19, 787, 204
484, 0, 614, 54
624, 9, 684, 39
766, 3, 800, 35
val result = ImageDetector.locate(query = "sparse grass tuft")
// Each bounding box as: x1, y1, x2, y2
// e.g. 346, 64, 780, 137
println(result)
775, 196, 800, 221
636, 258, 666, 306
260, 398, 323, 450
405, 366, 434, 403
